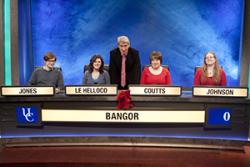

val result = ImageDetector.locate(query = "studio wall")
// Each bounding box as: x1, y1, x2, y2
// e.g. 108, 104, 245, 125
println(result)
25, 0, 244, 87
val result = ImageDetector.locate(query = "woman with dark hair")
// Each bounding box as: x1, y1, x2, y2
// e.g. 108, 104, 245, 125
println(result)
194, 51, 227, 86
140, 51, 172, 85
83, 55, 110, 84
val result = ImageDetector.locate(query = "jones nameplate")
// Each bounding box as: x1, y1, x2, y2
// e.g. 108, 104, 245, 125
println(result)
129, 85, 181, 96
1, 86, 55, 96
65, 85, 117, 95
193, 87, 248, 97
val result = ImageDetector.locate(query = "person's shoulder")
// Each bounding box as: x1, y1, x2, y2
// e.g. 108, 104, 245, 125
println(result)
196, 67, 203, 73
35, 66, 43, 70
84, 70, 91, 75
52, 68, 62, 74
33, 67, 44, 74
129, 47, 139, 54
162, 67, 169, 73
143, 66, 150, 72
194, 68, 202, 78
110, 48, 119, 54
103, 70, 109, 76
103, 70, 109, 74
129, 47, 138, 52
219, 68, 226, 74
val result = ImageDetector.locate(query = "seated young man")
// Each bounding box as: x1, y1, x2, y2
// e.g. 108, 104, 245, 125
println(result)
28, 52, 64, 92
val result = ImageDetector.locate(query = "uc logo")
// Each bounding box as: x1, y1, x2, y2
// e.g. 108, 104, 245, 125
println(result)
16, 106, 39, 124
22, 107, 34, 122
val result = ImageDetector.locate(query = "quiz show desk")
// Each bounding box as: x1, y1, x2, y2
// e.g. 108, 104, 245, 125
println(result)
0, 85, 250, 150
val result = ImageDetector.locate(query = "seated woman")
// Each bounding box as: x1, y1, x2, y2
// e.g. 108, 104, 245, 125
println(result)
193, 51, 227, 86
83, 54, 110, 85
140, 51, 172, 85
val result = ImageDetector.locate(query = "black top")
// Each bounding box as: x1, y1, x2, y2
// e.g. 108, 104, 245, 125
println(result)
109, 47, 141, 89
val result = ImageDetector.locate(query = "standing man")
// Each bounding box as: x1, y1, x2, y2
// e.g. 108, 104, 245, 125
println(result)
28, 52, 64, 92
109, 36, 141, 89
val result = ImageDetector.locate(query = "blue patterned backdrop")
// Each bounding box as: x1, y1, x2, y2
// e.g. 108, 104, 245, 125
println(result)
29, 0, 244, 87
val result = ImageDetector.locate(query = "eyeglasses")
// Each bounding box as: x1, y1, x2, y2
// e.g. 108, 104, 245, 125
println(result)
205, 56, 215, 59
47, 59, 56, 62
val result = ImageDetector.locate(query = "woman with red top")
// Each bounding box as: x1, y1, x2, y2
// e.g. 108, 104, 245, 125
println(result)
194, 51, 227, 86
140, 51, 172, 85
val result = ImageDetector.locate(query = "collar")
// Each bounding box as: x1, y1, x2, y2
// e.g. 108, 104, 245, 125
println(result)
43, 66, 53, 71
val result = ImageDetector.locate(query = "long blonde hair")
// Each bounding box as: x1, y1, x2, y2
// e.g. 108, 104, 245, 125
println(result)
201, 51, 222, 84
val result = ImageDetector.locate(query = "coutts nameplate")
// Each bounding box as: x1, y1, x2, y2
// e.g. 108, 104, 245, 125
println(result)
129, 85, 181, 96
65, 85, 117, 95
1, 86, 55, 96
193, 87, 248, 97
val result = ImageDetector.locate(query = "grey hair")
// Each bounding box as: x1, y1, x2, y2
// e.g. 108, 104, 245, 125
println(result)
117, 36, 130, 45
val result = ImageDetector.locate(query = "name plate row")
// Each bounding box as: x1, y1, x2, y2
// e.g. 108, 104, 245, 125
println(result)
0, 86, 248, 97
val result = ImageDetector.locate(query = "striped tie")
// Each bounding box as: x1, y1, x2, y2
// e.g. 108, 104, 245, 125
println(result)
121, 54, 126, 87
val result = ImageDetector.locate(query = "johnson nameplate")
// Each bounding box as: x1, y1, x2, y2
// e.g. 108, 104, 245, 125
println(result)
193, 87, 248, 97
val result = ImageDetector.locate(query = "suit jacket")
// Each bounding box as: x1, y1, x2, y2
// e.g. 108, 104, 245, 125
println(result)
109, 47, 141, 89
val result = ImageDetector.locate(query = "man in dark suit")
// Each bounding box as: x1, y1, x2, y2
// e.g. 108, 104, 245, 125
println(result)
109, 36, 141, 89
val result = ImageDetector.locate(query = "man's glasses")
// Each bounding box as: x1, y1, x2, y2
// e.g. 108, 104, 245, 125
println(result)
47, 59, 56, 62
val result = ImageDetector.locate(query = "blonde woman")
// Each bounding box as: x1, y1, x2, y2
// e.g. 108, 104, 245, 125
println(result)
194, 51, 227, 86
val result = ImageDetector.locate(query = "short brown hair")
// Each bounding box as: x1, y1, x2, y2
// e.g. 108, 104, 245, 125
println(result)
150, 51, 162, 64
44, 52, 57, 61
